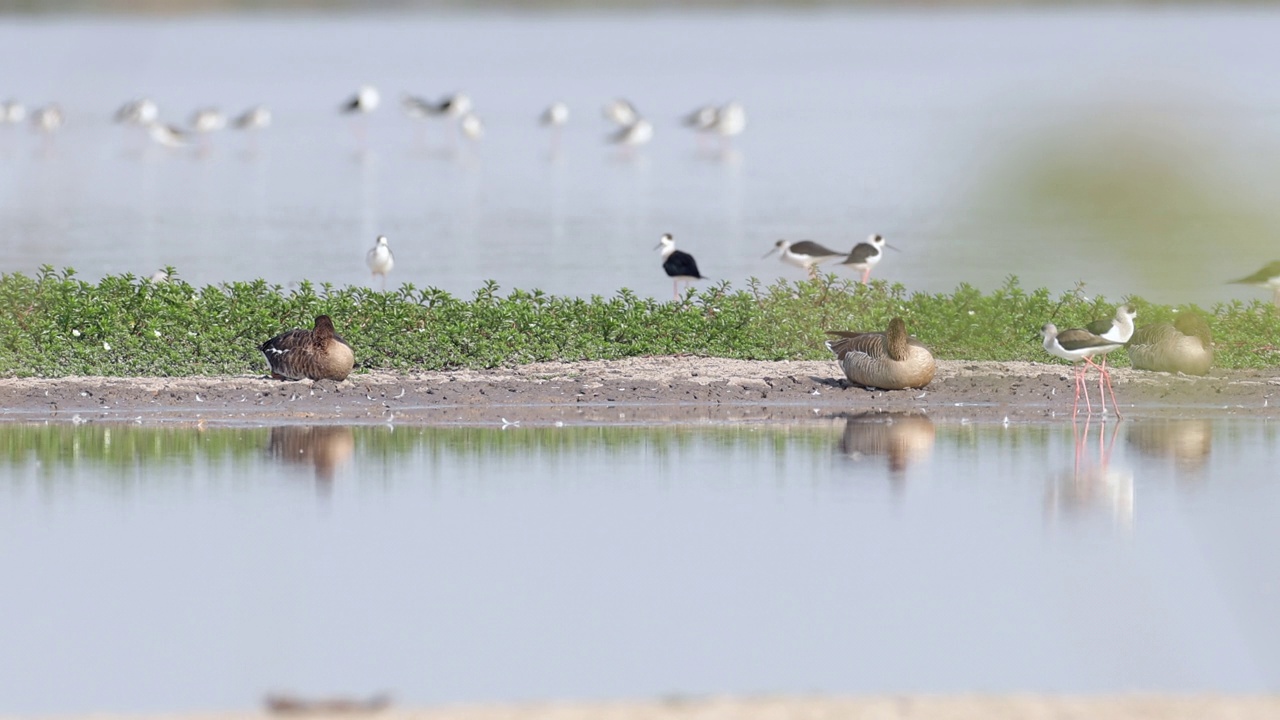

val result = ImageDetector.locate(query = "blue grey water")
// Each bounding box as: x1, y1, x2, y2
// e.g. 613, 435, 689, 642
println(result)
2, 417, 1279, 714
2, 9, 1280, 305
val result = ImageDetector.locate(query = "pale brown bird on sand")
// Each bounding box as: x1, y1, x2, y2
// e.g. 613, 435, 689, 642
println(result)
259, 315, 355, 381
825, 317, 935, 390
1127, 313, 1214, 376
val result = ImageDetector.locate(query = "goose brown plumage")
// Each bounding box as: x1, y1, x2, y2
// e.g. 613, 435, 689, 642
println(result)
1127, 313, 1214, 376
825, 317, 935, 390
259, 315, 355, 381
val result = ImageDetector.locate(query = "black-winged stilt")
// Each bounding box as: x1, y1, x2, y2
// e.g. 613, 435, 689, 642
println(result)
459, 113, 484, 141
366, 235, 394, 289
1041, 322, 1125, 417
1084, 303, 1137, 375
189, 107, 227, 133
30, 104, 63, 134
655, 233, 705, 300
146, 121, 188, 148
115, 98, 158, 126
682, 104, 718, 131
233, 105, 271, 130
1, 100, 25, 124
608, 118, 653, 152
763, 239, 846, 279
840, 234, 895, 284
342, 85, 380, 114
710, 100, 745, 148
541, 101, 568, 154
603, 98, 639, 127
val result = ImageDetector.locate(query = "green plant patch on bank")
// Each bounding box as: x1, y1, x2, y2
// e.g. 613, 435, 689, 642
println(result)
1, 267, 1276, 377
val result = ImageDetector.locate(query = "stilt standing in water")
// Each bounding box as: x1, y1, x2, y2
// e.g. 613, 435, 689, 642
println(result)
763, 239, 846, 279
655, 233, 706, 300
840, 234, 895, 284
366, 235, 394, 290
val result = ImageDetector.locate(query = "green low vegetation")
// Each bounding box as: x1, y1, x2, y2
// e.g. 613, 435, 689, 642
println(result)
0, 266, 1276, 377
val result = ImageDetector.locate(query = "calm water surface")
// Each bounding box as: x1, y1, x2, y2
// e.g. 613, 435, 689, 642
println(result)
2, 416, 1279, 714
2, 10, 1280, 304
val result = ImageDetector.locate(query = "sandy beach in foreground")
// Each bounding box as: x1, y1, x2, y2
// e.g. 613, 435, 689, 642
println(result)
10, 696, 1280, 720
0, 357, 1277, 425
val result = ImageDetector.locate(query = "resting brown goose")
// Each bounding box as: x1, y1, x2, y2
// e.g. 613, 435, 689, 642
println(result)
825, 317, 935, 390
259, 315, 355, 381
1127, 313, 1214, 376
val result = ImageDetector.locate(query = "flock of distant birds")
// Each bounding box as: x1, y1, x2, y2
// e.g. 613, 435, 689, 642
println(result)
0, 85, 746, 151
6, 86, 1276, 416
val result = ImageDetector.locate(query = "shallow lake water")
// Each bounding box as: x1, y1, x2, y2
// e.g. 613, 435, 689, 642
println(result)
2, 415, 1279, 714
2, 9, 1280, 305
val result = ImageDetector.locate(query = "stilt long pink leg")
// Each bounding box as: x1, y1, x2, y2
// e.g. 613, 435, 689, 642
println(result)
1076, 363, 1093, 414
1071, 365, 1082, 417
1082, 356, 1107, 414
1100, 365, 1122, 419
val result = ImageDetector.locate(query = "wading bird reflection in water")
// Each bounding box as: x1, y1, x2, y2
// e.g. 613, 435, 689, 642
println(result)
1046, 417, 1133, 527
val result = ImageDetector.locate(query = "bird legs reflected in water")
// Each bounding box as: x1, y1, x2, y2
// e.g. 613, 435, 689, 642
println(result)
1046, 416, 1133, 526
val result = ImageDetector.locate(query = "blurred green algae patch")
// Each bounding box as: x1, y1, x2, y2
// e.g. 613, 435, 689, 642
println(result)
967, 107, 1280, 305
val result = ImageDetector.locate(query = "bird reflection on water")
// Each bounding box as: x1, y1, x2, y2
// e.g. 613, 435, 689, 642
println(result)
1126, 418, 1213, 477
1045, 418, 1134, 526
266, 425, 355, 490
836, 411, 936, 490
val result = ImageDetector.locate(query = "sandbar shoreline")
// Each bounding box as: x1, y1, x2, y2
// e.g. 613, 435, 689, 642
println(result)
1, 357, 1277, 426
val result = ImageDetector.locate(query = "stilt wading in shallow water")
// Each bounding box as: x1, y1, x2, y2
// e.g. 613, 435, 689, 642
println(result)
233, 105, 272, 131
840, 234, 895, 284
710, 100, 746, 149
30, 104, 64, 134
608, 117, 653, 150
541, 101, 569, 128
146, 121, 188, 148
655, 233, 706, 301
189, 107, 227, 133
114, 98, 158, 126
366, 235, 394, 289
2, 99, 26, 124
825, 317, 935, 390
603, 98, 640, 127
1229, 260, 1280, 307
260, 315, 355, 382
341, 85, 380, 115
682, 104, 718, 132
1040, 321, 1124, 418
541, 101, 569, 153
1127, 313, 1214, 375
763, 239, 846, 279
420, 93, 473, 119
341, 85, 379, 148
